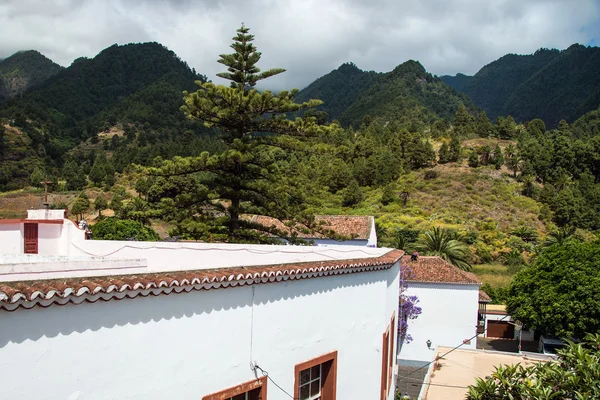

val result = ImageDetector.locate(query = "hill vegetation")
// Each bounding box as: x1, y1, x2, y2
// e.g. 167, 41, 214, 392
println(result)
0, 50, 63, 102
295, 60, 476, 128
441, 44, 600, 127
0, 42, 217, 190
293, 62, 380, 121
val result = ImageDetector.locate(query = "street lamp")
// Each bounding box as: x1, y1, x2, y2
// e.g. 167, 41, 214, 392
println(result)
507, 321, 523, 354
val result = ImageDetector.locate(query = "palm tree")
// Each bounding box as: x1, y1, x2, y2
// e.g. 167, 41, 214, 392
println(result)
545, 226, 576, 246
413, 226, 472, 271
504, 144, 523, 178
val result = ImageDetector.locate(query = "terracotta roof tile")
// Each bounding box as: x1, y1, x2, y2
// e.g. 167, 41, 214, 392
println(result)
401, 256, 481, 285
479, 289, 492, 302
0, 249, 404, 311
250, 215, 373, 240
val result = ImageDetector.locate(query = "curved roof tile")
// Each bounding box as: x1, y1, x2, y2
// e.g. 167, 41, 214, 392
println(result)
0, 249, 404, 311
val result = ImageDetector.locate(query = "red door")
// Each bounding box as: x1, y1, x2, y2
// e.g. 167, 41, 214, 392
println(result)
24, 223, 38, 254
487, 320, 515, 338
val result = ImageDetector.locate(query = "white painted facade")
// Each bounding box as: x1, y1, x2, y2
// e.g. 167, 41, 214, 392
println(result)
0, 211, 85, 256
0, 212, 400, 400
0, 262, 399, 400
0, 222, 22, 253
399, 283, 479, 363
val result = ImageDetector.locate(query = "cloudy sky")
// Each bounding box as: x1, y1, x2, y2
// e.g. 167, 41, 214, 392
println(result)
1, 0, 599, 90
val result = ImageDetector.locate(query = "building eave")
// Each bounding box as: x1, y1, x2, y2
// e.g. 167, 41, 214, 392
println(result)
0, 249, 404, 311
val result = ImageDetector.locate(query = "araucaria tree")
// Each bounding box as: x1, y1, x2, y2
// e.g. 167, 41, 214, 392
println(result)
147, 25, 336, 242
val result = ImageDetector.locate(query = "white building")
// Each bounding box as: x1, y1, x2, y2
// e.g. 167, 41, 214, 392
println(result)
0, 210, 400, 400
250, 215, 378, 247
398, 256, 481, 365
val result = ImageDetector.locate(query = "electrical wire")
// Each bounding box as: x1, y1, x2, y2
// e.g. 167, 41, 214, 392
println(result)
249, 285, 255, 364
398, 313, 510, 381
253, 364, 298, 399
70, 240, 384, 259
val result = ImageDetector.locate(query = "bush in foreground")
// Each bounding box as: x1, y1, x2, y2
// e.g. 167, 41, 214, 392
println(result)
467, 333, 600, 399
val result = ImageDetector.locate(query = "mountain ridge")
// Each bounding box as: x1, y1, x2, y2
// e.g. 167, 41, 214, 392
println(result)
0, 50, 63, 102
441, 44, 600, 127
296, 59, 477, 128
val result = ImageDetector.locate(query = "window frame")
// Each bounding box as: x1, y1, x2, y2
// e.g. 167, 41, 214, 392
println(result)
381, 311, 396, 400
202, 376, 267, 400
294, 350, 338, 400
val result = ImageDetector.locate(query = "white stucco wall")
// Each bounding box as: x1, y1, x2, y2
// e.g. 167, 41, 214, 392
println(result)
67, 240, 391, 273
0, 263, 400, 400
398, 283, 479, 362
313, 238, 368, 246
37, 224, 63, 255
0, 223, 22, 254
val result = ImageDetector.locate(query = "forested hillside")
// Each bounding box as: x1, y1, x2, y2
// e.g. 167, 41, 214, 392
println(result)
0, 50, 63, 102
338, 60, 477, 128
293, 62, 380, 121
441, 44, 600, 127
295, 60, 476, 128
0, 42, 213, 189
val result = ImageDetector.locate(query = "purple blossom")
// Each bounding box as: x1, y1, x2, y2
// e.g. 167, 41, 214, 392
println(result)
398, 264, 422, 345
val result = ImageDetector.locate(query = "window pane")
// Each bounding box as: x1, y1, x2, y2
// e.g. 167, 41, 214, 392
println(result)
300, 368, 310, 384
299, 384, 310, 399
231, 394, 246, 400
310, 365, 321, 380
310, 379, 321, 396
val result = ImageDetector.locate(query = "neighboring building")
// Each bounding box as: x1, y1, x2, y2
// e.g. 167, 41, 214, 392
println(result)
398, 256, 481, 364
478, 289, 492, 335
250, 215, 378, 247
0, 211, 400, 400
0, 209, 84, 255
481, 304, 535, 341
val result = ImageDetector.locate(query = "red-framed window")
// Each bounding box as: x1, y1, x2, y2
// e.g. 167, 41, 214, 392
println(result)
202, 376, 267, 400
294, 351, 338, 400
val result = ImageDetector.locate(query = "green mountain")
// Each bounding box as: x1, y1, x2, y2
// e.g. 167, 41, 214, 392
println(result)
0, 43, 206, 152
338, 60, 477, 127
0, 50, 63, 101
296, 60, 477, 128
0, 43, 215, 190
441, 45, 600, 127
293, 62, 380, 121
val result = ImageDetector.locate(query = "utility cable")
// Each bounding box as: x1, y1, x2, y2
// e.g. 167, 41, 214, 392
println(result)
70, 240, 383, 259
253, 364, 298, 400
398, 313, 510, 381
249, 285, 255, 364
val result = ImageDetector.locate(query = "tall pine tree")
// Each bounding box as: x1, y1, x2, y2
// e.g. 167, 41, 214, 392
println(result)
147, 25, 338, 242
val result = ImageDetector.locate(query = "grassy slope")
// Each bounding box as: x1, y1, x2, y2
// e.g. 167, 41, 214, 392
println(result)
321, 161, 546, 236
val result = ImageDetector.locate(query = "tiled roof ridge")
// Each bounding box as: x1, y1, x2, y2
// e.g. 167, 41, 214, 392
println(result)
250, 214, 373, 240
479, 289, 492, 303
401, 255, 480, 285
0, 249, 404, 311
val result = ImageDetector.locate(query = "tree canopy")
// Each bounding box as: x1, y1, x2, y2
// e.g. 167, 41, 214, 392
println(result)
91, 217, 159, 241
506, 241, 600, 338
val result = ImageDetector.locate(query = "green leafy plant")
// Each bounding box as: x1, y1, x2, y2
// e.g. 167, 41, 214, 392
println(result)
414, 226, 472, 270
467, 334, 600, 399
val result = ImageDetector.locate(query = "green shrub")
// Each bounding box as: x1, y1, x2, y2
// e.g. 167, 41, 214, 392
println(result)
423, 170, 439, 180
91, 217, 159, 241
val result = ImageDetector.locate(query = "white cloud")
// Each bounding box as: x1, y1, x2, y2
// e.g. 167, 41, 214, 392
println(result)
0, 0, 598, 90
